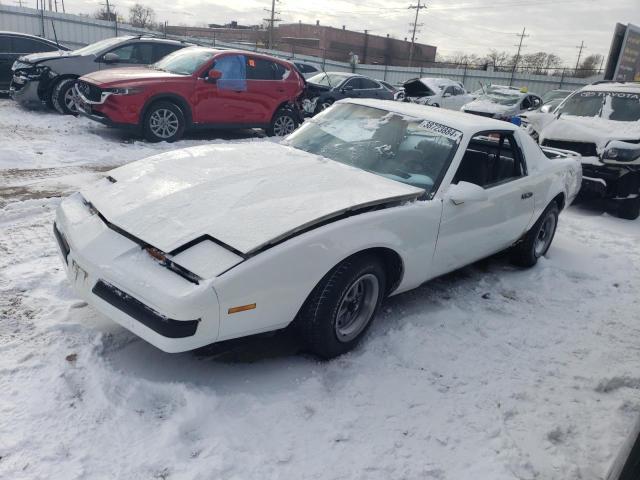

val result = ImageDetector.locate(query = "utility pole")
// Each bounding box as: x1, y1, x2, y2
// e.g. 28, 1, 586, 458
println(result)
574, 40, 585, 72
263, 0, 281, 50
509, 27, 528, 86
408, 0, 427, 67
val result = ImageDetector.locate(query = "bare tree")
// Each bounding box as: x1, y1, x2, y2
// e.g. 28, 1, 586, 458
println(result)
519, 52, 563, 75
129, 3, 155, 29
485, 49, 513, 68
94, 6, 117, 22
575, 54, 604, 78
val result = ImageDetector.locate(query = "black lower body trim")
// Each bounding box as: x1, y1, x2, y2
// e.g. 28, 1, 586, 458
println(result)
92, 280, 199, 338
53, 222, 70, 264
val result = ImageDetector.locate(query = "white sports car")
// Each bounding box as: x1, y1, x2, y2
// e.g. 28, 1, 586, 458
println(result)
54, 99, 581, 358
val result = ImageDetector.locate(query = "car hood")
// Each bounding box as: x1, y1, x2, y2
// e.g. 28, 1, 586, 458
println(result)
81, 143, 424, 255
81, 67, 186, 86
463, 99, 513, 115
539, 115, 640, 149
19, 50, 76, 64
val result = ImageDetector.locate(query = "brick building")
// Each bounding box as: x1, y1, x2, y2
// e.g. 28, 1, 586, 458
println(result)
166, 21, 437, 67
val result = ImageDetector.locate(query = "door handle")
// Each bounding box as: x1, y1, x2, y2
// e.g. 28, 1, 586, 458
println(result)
521, 192, 533, 199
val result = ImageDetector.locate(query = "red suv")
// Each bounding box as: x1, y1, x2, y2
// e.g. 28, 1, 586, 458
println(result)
74, 47, 306, 142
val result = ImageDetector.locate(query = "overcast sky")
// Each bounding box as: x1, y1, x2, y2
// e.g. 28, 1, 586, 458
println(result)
61, 0, 640, 65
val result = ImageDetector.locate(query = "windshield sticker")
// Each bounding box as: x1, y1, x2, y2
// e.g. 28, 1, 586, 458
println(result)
418, 120, 463, 141
580, 91, 639, 100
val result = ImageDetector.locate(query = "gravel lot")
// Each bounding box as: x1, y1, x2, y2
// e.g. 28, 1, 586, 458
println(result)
1, 98, 639, 480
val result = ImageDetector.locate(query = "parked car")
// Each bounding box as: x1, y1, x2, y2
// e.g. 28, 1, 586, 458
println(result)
54, 98, 580, 358
608, 416, 640, 480
379, 80, 405, 101
539, 89, 573, 113
303, 71, 395, 115
462, 88, 542, 122
0, 31, 68, 94
521, 81, 640, 219
402, 77, 474, 110
11, 35, 189, 115
74, 47, 306, 142
470, 84, 523, 99
293, 61, 319, 78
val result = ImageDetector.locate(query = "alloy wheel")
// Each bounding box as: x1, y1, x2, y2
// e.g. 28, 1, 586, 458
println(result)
273, 115, 296, 136
149, 109, 180, 139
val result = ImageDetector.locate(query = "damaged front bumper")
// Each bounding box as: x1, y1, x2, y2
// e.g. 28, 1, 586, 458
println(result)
580, 159, 640, 201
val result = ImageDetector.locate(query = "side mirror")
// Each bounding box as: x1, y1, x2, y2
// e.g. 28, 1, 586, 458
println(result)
446, 181, 488, 205
443, 92, 452, 98
342, 85, 354, 92
206, 69, 222, 84
102, 52, 119, 63
540, 104, 551, 113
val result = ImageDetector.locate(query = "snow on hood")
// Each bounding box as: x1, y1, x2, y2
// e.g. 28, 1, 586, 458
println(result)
81, 143, 424, 255
20, 50, 76, 64
462, 99, 511, 115
539, 115, 640, 151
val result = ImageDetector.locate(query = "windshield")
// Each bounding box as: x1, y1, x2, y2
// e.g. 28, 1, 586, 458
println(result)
479, 91, 522, 106
153, 48, 215, 75
73, 37, 130, 56
308, 72, 349, 87
285, 103, 462, 193
558, 91, 640, 121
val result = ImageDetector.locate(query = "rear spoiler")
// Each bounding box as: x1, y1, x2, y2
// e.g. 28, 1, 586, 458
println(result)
540, 146, 582, 161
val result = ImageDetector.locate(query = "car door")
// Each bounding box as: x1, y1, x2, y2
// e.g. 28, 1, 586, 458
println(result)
340, 77, 362, 98
0, 35, 12, 91
453, 85, 474, 109
431, 131, 535, 275
440, 85, 457, 109
193, 53, 255, 125
243, 56, 290, 124
358, 77, 386, 99
97, 42, 155, 69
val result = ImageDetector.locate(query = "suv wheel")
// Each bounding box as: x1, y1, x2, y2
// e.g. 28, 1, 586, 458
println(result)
267, 109, 298, 137
618, 196, 640, 220
143, 101, 185, 143
52, 78, 78, 115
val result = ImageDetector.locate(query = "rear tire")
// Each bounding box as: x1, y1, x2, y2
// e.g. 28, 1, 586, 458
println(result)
295, 254, 386, 359
51, 78, 78, 115
511, 203, 559, 267
143, 101, 185, 143
618, 196, 640, 220
266, 108, 298, 137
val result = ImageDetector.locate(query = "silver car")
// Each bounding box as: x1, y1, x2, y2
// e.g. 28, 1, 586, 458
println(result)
10, 35, 190, 115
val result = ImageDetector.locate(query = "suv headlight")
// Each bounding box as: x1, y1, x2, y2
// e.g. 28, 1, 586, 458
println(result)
104, 87, 144, 95
602, 142, 640, 163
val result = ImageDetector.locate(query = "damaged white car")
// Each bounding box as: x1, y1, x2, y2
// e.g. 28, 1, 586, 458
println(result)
402, 77, 474, 110
522, 82, 640, 219
54, 99, 581, 358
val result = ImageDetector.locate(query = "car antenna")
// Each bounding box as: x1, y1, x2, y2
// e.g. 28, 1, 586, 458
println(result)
50, 20, 60, 49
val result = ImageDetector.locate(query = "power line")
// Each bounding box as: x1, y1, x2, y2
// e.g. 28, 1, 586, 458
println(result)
408, 0, 427, 67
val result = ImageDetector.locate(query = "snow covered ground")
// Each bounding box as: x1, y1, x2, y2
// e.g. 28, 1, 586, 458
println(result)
1, 98, 639, 480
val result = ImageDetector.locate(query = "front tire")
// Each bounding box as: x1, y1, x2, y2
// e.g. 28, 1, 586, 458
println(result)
618, 196, 640, 220
511, 203, 559, 267
314, 98, 334, 114
143, 101, 185, 143
51, 78, 78, 115
296, 254, 386, 359
266, 108, 298, 137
